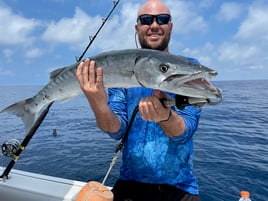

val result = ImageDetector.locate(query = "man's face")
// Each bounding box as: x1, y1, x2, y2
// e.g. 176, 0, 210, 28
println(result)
135, 14, 173, 52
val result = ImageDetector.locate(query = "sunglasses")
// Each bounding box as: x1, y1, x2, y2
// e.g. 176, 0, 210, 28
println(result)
137, 14, 171, 25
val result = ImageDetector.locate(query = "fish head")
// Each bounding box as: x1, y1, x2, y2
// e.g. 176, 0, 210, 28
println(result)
134, 51, 223, 99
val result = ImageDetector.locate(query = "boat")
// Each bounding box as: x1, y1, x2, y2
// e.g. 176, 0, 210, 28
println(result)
0, 166, 88, 201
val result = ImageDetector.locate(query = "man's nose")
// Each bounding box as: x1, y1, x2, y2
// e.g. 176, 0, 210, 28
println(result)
151, 17, 159, 26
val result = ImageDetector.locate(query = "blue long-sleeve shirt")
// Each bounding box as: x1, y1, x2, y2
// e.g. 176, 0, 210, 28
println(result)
106, 87, 201, 195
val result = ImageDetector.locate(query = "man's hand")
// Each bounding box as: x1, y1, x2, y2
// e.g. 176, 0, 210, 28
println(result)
76, 59, 108, 107
76, 59, 121, 133
139, 90, 171, 123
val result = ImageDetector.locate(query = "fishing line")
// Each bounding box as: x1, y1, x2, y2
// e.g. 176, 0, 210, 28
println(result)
135, 32, 139, 49
52, 128, 57, 137
51, 112, 58, 137
101, 105, 139, 186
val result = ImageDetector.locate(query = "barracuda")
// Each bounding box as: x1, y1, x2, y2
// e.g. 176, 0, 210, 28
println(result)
0, 49, 223, 133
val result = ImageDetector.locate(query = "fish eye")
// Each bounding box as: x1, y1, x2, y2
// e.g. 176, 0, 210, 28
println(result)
159, 64, 169, 73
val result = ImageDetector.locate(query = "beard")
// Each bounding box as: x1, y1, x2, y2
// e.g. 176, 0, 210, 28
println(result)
138, 33, 171, 51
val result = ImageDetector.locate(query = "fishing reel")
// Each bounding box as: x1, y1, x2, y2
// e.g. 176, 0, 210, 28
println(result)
162, 94, 223, 110
1, 139, 21, 159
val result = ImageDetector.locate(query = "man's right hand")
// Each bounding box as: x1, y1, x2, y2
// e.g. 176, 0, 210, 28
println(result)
76, 59, 121, 133
76, 59, 108, 108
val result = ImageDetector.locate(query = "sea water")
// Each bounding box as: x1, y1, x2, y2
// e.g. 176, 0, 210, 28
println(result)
0, 80, 267, 201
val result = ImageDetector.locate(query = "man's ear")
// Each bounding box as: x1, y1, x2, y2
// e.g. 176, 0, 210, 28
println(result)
135, 24, 139, 32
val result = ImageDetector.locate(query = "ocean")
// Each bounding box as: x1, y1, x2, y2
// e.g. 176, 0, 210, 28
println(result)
0, 80, 267, 201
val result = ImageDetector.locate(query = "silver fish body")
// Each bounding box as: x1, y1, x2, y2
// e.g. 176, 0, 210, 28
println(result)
0, 49, 223, 133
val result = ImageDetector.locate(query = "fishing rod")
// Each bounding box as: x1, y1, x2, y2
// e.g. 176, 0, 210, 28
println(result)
76, 0, 120, 62
0, 0, 120, 179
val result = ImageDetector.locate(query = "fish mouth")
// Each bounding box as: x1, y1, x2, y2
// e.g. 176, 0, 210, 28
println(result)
160, 71, 223, 99
183, 77, 214, 91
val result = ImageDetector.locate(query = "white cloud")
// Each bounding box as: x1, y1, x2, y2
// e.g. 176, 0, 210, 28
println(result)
24, 48, 44, 59
166, 0, 208, 35
42, 2, 140, 52
235, 3, 268, 43
248, 64, 264, 70
218, 42, 259, 63
217, 2, 243, 22
182, 42, 216, 67
42, 7, 101, 47
38, 1, 208, 52
189, 1, 268, 80
216, 2, 268, 73
0, 5, 39, 45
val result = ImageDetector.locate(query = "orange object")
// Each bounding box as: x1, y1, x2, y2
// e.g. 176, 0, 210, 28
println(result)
240, 191, 250, 198
76, 181, 113, 201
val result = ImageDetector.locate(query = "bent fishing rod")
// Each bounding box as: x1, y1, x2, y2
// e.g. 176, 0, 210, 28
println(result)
0, 0, 121, 179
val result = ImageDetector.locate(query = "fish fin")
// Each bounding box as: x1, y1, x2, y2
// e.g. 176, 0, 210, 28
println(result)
49, 67, 67, 79
0, 99, 37, 134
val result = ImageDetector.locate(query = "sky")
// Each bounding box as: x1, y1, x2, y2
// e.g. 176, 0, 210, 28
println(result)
0, 0, 267, 86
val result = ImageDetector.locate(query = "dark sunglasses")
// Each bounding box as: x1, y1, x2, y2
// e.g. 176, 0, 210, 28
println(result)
137, 14, 171, 25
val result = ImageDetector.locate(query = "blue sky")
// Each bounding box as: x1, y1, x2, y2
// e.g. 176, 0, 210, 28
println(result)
0, 0, 267, 86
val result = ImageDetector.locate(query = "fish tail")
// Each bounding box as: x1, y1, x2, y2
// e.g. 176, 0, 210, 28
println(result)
0, 98, 37, 134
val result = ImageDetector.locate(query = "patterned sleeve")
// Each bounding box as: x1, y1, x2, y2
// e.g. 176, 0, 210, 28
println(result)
171, 105, 201, 143
105, 88, 128, 140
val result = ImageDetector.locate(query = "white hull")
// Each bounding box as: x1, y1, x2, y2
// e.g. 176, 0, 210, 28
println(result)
0, 167, 87, 201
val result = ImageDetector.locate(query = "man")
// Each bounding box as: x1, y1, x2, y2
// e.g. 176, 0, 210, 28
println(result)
76, 0, 201, 200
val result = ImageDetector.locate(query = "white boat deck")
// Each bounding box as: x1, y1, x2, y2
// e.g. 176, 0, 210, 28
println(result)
0, 167, 87, 201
